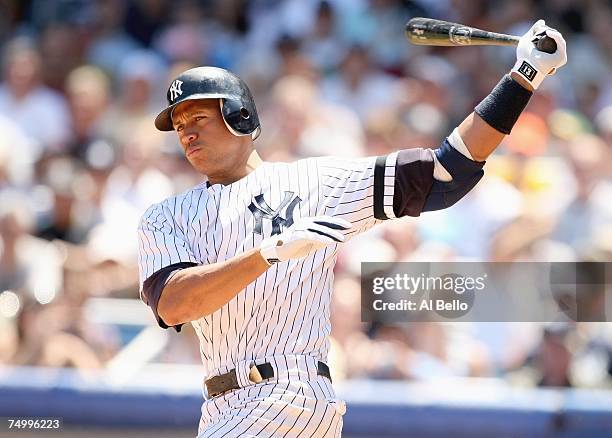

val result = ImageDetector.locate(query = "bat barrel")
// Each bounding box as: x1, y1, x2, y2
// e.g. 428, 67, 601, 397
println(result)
405, 17, 519, 47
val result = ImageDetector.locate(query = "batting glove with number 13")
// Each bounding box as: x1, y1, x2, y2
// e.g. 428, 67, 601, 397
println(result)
512, 20, 567, 89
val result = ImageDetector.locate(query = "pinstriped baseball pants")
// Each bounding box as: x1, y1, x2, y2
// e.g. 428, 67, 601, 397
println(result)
197, 357, 345, 437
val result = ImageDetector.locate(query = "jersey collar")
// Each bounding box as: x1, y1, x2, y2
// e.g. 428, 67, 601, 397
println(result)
205, 162, 269, 190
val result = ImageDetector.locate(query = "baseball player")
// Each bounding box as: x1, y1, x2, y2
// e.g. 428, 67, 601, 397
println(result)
138, 20, 566, 437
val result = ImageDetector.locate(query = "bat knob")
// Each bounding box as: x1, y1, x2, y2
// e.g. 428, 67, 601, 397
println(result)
534, 34, 557, 54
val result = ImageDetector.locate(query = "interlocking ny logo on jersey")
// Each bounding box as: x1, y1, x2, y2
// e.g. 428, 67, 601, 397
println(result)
169, 79, 184, 102
249, 192, 301, 236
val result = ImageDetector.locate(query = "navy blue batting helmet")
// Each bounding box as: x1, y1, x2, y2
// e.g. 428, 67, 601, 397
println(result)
155, 66, 260, 139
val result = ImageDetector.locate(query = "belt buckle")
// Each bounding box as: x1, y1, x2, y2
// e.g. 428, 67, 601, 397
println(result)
248, 364, 263, 383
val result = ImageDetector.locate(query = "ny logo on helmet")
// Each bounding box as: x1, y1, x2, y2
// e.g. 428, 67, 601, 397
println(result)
249, 192, 301, 236
169, 79, 184, 102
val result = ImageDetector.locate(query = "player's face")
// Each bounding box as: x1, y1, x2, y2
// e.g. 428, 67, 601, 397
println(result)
171, 99, 252, 178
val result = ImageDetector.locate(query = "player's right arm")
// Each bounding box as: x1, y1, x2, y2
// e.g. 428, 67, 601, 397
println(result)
138, 204, 348, 328
159, 216, 351, 324
138, 202, 271, 328
156, 248, 269, 326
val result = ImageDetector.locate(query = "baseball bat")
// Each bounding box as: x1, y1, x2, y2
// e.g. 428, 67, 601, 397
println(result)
405, 17, 557, 53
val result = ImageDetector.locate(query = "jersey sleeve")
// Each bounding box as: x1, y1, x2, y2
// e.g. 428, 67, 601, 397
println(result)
137, 202, 199, 331
316, 149, 436, 237
137, 202, 198, 285
316, 154, 391, 237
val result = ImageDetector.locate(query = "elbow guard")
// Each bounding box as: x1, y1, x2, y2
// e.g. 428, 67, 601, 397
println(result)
423, 139, 485, 212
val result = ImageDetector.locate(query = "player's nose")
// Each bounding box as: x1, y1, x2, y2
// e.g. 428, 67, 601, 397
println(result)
181, 128, 198, 145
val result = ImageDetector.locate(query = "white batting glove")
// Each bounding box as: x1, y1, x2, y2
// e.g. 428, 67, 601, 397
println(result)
511, 20, 567, 89
259, 216, 352, 265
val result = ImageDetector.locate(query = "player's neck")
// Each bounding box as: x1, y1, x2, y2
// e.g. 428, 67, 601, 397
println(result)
208, 150, 263, 186
245, 149, 263, 173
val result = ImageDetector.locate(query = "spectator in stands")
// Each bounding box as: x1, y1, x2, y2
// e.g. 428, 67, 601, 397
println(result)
98, 50, 166, 147
64, 65, 111, 160
0, 191, 63, 295
87, 0, 141, 77
0, 38, 71, 155
553, 134, 612, 254
38, 23, 84, 92
302, 1, 346, 74
321, 44, 403, 122
535, 324, 573, 387
259, 74, 364, 159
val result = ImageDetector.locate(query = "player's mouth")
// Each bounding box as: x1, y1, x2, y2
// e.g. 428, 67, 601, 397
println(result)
186, 146, 202, 157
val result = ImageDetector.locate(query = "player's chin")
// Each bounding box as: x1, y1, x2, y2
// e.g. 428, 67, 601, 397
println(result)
186, 154, 210, 174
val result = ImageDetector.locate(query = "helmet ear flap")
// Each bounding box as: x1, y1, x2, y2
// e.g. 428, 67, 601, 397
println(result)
220, 98, 260, 137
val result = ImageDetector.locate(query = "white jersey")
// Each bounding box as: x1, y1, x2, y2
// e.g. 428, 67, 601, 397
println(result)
137, 154, 398, 378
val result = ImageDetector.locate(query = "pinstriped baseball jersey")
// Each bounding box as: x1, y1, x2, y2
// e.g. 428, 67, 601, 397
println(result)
137, 153, 398, 377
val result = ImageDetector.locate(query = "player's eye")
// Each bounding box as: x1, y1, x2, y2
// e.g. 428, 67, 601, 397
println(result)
175, 124, 184, 132
194, 116, 206, 122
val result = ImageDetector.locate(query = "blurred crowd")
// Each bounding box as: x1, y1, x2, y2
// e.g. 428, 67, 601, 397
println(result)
0, 0, 611, 389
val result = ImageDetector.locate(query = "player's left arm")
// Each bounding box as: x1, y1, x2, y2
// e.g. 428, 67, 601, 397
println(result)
393, 20, 567, 215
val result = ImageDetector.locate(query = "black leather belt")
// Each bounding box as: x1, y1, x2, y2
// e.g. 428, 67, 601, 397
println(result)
206, 361, 331, 398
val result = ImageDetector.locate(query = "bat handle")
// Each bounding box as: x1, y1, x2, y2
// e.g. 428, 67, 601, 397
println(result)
534, 35, 557, 54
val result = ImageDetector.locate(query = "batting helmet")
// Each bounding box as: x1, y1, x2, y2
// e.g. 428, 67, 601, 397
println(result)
154, 66, 261, 139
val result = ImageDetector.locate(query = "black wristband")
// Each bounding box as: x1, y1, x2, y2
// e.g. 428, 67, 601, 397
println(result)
474, 74, 533, 135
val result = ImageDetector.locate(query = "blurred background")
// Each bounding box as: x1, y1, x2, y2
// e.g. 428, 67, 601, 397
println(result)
0, 0, 611, 437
